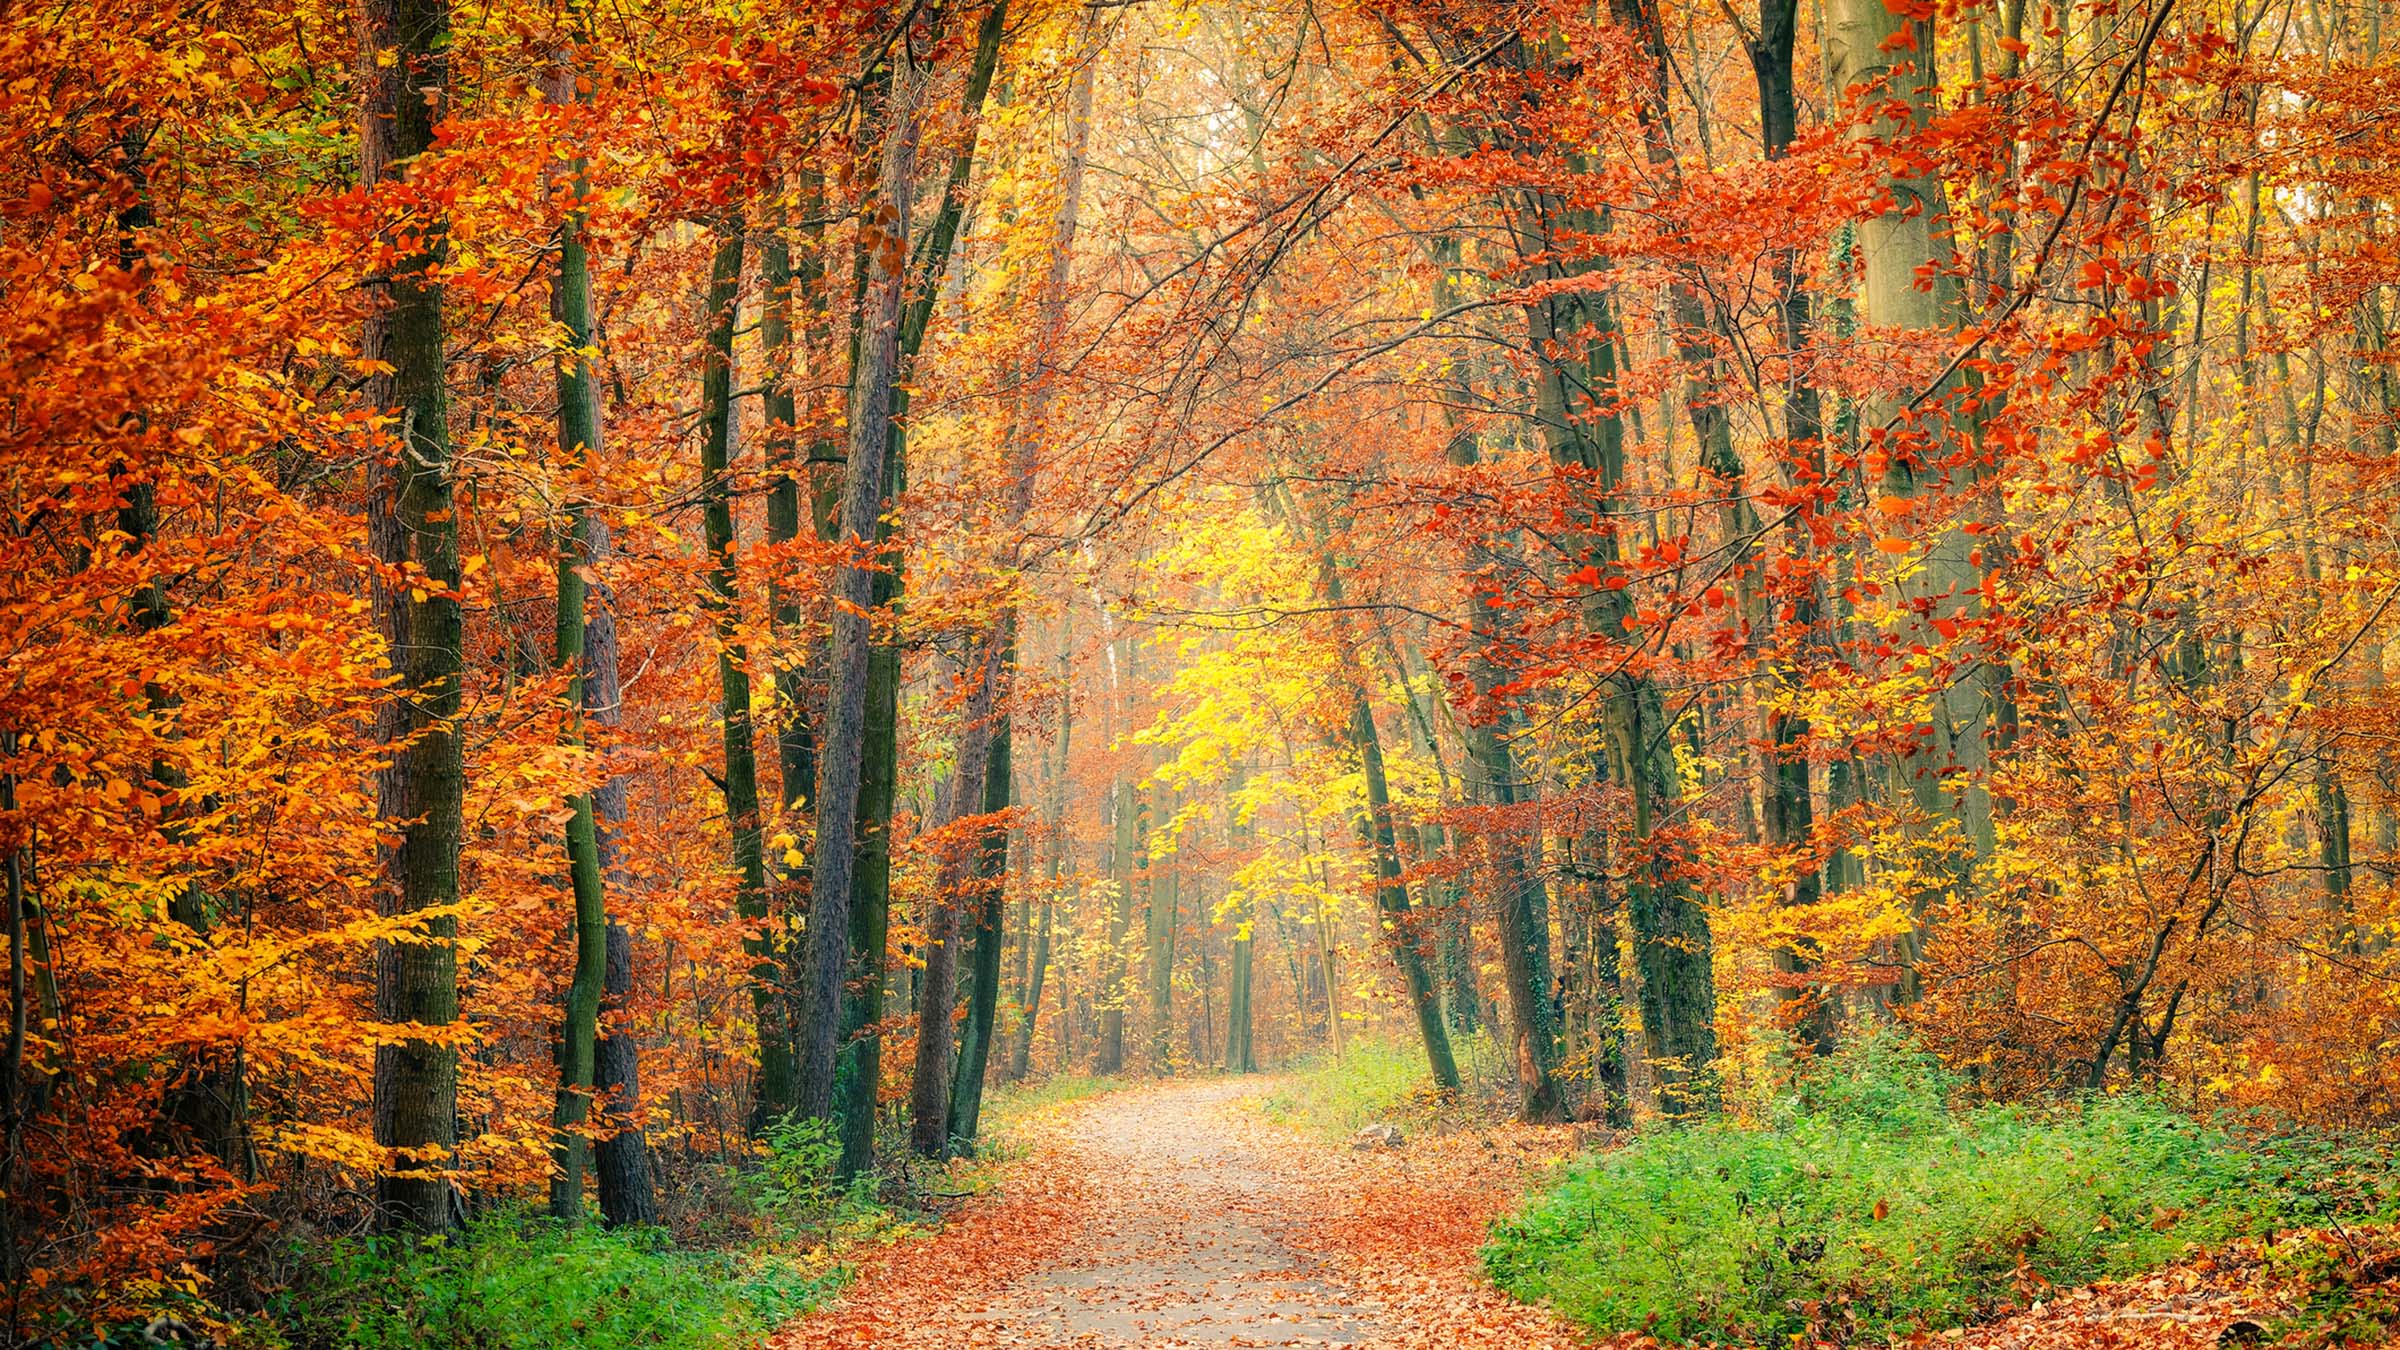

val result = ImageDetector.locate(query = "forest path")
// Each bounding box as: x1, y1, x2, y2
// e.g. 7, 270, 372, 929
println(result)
769, 1077, 1589, 1348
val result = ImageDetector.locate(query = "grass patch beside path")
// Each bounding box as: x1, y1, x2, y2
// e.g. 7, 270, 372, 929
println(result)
265, 1216, 844, 1350
1257, 1034, 1516, 1140
984, 1071, 1123, 1135
1483, 1034, 2398, 1346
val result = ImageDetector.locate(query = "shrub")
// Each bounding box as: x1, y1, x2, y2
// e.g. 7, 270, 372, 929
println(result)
1484, 1032, 2396, 1345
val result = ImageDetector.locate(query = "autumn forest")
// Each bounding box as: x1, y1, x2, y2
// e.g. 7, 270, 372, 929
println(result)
7, 0, 2400, 1342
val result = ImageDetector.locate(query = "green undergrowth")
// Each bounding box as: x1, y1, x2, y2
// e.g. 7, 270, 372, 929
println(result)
1258, 1032, 1515, 1139
263, 1215, 845, 1350
985, 1070, 1122, 1134
185, 1079, 1126, 1348
1483, 1033, 2398, 1346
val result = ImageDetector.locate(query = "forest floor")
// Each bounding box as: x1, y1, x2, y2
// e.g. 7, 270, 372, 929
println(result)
767, 1075, 1588, 1348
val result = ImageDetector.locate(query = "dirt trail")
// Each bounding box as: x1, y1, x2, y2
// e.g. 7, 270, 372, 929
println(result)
771, 1077, 1588, 1349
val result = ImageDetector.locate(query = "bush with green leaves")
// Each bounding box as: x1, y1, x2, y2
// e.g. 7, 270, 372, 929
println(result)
743, 1113, 854, 1235
265, 1214, 844, 1350
1484, 1032, 2397, 1346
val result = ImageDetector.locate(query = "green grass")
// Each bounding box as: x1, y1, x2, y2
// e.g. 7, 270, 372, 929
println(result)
265, 1216, 846, 1350
1483, 1033, 2399, 1346
985, 1070, 1122, 1132
1258, 1033, 1513, 1139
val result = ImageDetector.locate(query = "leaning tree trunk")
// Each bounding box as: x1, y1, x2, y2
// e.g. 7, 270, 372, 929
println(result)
1291, 496, 1461, 1092
362, 0, 463, 1235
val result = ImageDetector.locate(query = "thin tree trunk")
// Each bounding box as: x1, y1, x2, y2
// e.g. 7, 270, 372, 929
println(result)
1008, 630, 1073, 1081
909, 637, 1003, 1158
1144, 791, 1178, 1070
947, 674, 1013, 1149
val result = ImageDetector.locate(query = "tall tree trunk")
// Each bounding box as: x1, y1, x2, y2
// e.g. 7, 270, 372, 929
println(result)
820, 2, 1008, 1172
362, 0, 463, 1234
694, 224, 793, 1130
545, 49, 608, 1217
1425, 210, 1565, 1119
1507, 108, 1718, 1107
1750, 0, 1838, 1055
798, 60, 925, 1130
1290, 501, 1462, 1092
1444, 386, 1565, 1119
996, 37, 1096, 1087
1827, 0, 1998, 943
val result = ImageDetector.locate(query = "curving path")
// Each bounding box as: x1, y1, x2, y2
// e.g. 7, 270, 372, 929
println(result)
770, 1077, 1588, 1349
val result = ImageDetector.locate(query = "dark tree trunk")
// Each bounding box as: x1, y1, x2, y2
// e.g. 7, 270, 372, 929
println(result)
797, 64, 923, 1130
695, 224, 794, 1131
545, 56, 608, 1216
362, 0, 464, 1234
1749, 0, 1837, 1056
909, 638, 1003, 1158
948, 683, 1013, 1150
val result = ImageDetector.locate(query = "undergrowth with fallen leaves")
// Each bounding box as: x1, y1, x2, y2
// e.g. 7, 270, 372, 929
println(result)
1484, 1035, 2399, 1346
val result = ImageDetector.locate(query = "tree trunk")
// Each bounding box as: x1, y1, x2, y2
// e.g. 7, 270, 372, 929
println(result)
909, 637, 1004, 1158
362, 0, 463, 1234
799, 60, 925, 1131
1434, 240, 1566, 1118
694, 224, 793, 1131
1826, 0, 1998, 919
1225, 922, 1256, 1072
1751, 0, 1838, 1055
545, 53, 608, 1216
1008, 631, 1074, 1082
821, 3, 1007, 1171
947, 681, 1013, 1150
1510, 160, 1718, 1110
1144, 793, 1178, 1071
